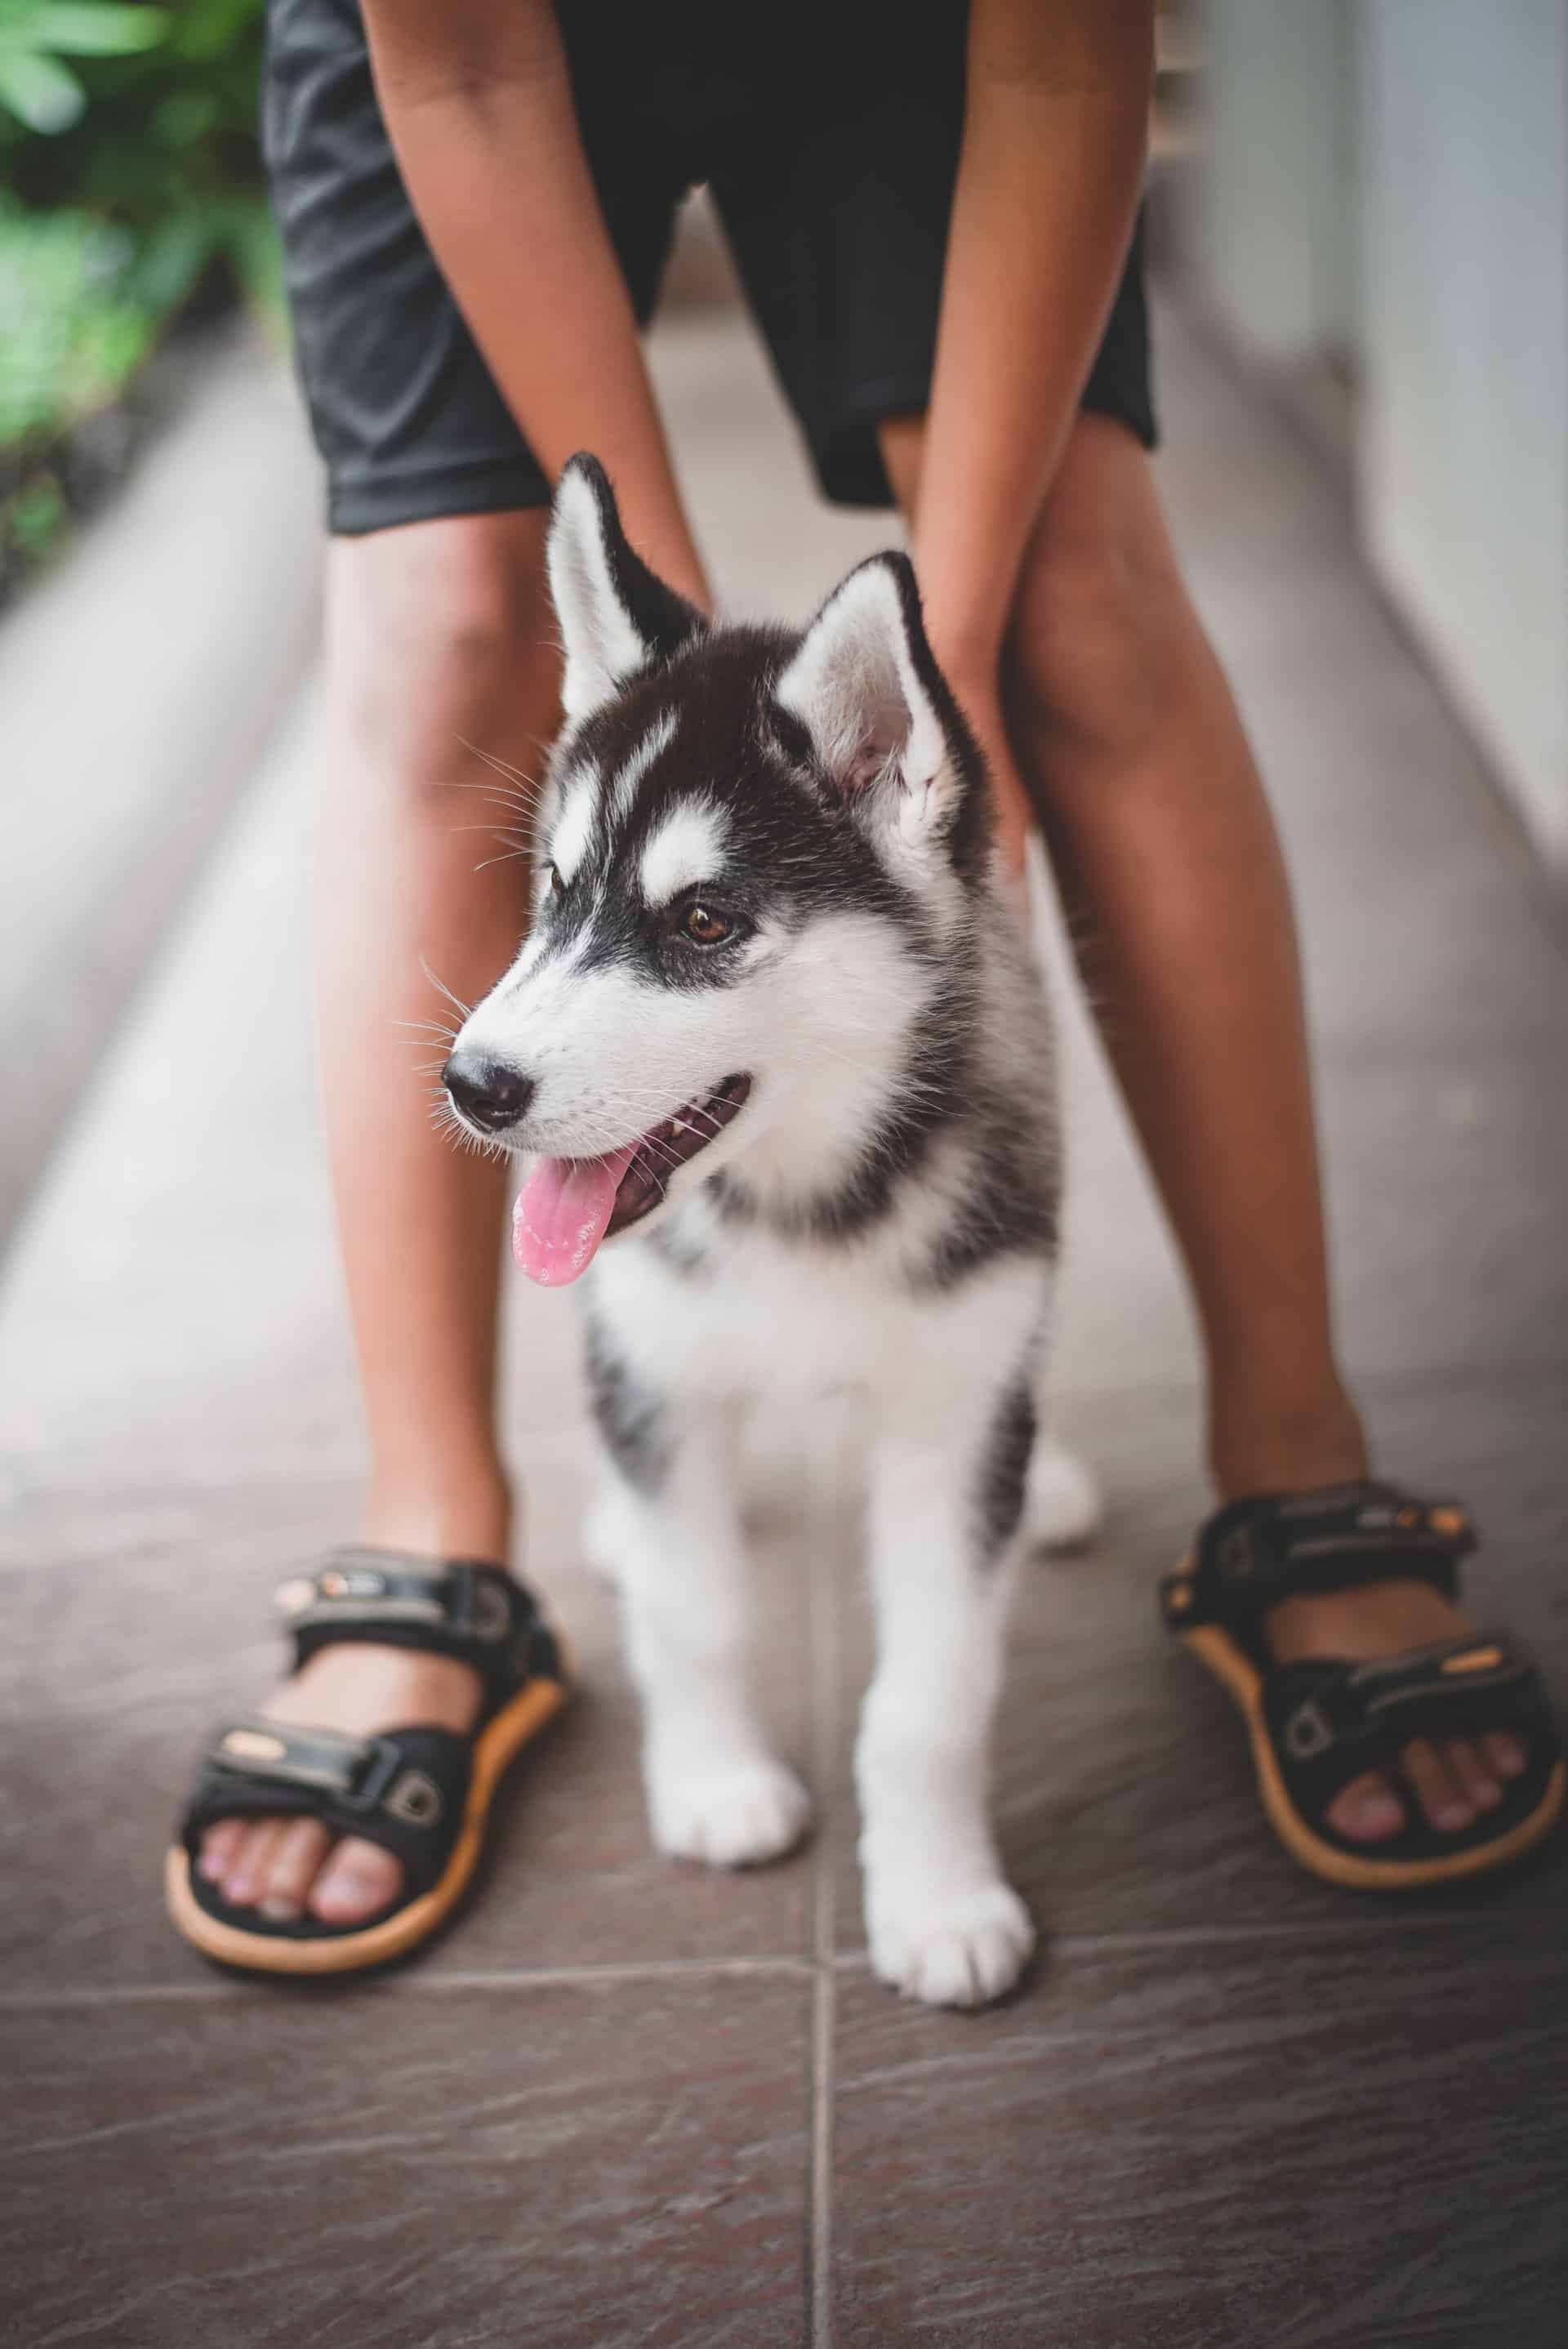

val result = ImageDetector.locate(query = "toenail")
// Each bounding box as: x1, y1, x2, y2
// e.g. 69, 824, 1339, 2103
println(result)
1436, 1803, 1472, 1831
259, 1896, 301, 1923
198, 1849, 228, 1881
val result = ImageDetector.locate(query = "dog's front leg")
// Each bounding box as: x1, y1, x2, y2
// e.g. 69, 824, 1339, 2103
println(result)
595, 1395, 812, 1870
857, 1386, 1036, 2008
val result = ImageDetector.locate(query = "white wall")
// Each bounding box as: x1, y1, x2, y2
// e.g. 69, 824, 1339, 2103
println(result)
1187, 0, 1357, 364
1356, 1, 1568, 864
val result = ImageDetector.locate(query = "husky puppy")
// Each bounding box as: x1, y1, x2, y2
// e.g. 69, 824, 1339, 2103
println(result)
444, 457, 1095, 2007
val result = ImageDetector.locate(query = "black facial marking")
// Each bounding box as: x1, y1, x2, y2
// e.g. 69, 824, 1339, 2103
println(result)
581, 1306, 670, 1495
975, 1376, 1036, 1563
541, 626, 929, 994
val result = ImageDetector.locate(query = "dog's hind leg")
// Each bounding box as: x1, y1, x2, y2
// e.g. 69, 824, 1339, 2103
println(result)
593, 1391, 812, 1871
1023, 1424, 1102, 1552
855, 1364, 1038, 2008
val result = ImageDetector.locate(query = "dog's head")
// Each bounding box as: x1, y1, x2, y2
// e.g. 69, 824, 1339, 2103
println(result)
445, 454, 995, 1284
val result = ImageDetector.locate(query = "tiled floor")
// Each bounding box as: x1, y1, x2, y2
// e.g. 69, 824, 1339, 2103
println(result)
2, 292, 1566, 2348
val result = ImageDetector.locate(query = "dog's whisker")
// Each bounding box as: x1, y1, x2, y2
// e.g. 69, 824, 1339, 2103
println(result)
456, 738, 544, 796
418, 958, 475, 1022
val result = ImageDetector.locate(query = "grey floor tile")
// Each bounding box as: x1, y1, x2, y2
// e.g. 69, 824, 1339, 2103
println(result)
1, 1974, 809, 2349
831, 1920, 1568, 2349
824, 1371, 1568, 1952
1321, 1051, 1568, 1380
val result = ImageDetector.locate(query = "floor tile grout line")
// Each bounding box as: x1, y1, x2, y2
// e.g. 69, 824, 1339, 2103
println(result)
11, 1901, 1562, 2013
7, 1893, 1562, 2015
804, 1415, 849, 2349
0, 1955, 817, 2011
824, 1909, 1568, 1966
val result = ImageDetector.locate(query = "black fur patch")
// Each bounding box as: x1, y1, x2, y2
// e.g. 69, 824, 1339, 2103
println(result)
581, 1304, 670, 1495
644, 1220, 713, 1280
975, 1377, 1036, 1562
715, 956, 976, 1245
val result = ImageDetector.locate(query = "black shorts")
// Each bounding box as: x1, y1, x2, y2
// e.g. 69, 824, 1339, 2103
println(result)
261, 0, 1156, 535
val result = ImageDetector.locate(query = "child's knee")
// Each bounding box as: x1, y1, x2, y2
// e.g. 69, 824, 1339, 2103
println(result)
326, 518, 556, 798
1006, 511, 1185, 773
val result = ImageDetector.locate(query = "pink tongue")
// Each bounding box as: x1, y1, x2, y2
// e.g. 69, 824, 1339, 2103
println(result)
511, 1146, 638, 1286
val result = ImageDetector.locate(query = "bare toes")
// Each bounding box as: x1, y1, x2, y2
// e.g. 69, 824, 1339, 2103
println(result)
309, 1836, 402, 1925
198, 1821, 245, 1883
1401, 1737, 1474, 1833
221, 1819, 287, 1909
1326, 1771, 1405, 1842
258, 1817, 334, 1922
1485, 1731, 1528, 1780
1445, 1737, 1502, 1813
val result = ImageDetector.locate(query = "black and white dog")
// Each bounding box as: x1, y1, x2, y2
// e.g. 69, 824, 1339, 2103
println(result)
444, 457, 1097, 2006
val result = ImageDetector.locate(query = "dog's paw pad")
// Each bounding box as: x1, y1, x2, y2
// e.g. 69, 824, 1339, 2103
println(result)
867, 1881, 1035, 2008
1025, 1438, 1102, 1552
649, 1758, 812, 1869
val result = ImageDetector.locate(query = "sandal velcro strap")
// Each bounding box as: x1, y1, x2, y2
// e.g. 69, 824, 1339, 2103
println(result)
1266, 1635, 1549, 1773
273, 1550, 554, 1703
1162, 1481, 1477, 1641
1260, 1636, 1558, 1833
181, 1718, 473, 1897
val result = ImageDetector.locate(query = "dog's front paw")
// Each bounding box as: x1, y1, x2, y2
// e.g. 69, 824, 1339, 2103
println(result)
866, 1878, 1036, 2008
648, 1755, 812, 1870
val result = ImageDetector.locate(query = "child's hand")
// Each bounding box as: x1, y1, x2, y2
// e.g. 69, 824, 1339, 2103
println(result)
936, 658, 1034, 879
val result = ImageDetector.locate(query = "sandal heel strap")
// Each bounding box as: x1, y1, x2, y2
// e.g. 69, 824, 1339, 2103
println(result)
274, 1550, 550, 1700
1165, 1482, 1477, 1634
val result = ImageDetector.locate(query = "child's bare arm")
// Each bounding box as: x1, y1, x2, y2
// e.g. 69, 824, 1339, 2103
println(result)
361, 0, 708, 604
910, 0, 1154, 675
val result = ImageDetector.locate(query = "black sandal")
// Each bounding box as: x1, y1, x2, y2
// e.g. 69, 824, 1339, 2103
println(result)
1161, 1482, 1564, 1890
166, 1551, 571, 1974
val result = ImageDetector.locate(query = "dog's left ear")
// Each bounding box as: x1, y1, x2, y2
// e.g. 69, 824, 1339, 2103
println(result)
775, 555, 974, 846
548, 454, 707, 724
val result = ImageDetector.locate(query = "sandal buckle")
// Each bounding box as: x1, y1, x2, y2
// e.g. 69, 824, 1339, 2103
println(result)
448, 1566, 514, 1643
1283, 1697, 1337, 1760
340, 1736, 404, 1812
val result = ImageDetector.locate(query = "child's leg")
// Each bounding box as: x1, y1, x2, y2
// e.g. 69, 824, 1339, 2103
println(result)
881, 412, 1522, 1848
198, 510, 562, 1927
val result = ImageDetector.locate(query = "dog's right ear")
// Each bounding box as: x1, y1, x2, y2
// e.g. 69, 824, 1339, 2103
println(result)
547, 455, 706, 724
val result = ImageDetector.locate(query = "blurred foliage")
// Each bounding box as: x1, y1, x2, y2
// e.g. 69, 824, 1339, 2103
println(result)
0, 2, 171, 136
1, 0, 278, 595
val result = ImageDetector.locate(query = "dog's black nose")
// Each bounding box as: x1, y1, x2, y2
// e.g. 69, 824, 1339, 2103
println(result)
443, 1054, 535, 1134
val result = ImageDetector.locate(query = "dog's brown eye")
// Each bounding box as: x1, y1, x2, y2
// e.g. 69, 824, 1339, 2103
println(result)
679, 903, 730, 946
545, 862, 564, 898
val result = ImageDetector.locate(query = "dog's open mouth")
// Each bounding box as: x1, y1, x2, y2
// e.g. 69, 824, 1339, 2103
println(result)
510, 1074, 751, 1287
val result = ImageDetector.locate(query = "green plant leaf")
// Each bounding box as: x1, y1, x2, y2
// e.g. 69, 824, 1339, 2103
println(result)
21, 4, 169, 58
150, 87, 216, 146
0, 47, 84, 133
9, 471, 69, 556
132, 203, 220, 313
